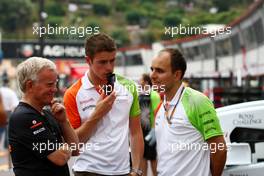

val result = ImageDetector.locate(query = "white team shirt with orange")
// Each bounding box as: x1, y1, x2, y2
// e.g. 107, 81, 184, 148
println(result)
64, 72, 141, 175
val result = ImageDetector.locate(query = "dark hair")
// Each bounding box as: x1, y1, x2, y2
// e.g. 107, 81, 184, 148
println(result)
85, 33, 117, 59
160, 48, 186, 79
142, 73, 152, 86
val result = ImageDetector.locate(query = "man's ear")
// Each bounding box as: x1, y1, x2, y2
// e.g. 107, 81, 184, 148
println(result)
25, 80, 34, 92
174, 70, 182, 80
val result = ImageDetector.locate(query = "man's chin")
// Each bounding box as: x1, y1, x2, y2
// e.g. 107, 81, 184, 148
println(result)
100, 77, 108, 84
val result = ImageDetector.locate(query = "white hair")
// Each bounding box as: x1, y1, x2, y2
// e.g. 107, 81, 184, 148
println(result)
17, 57, 57, 93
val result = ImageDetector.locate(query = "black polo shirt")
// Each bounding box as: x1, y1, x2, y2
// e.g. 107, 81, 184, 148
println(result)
8, 102, 70, 176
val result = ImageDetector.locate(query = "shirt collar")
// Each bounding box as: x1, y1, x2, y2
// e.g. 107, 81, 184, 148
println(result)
82, 71, 95, 90
164, 83, 185, 106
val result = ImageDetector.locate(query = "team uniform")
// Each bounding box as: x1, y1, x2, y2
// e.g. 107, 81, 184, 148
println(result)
64, 72, 141, 175
155, 84, 223, 176
8, 102, 70, 176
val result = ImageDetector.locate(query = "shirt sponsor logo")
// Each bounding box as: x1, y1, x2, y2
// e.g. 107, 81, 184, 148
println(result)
82, 105, 96, 111
80, 98, 94, 105
33, 127, 46, 135
199, 110, 211, 118
30, 121, 43, 129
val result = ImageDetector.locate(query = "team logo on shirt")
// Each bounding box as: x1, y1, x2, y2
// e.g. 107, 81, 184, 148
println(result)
82, 105, 96, 111
31, 120, 46, 135
80, 98, 94, 105
32, 127, 46, 135
30, 120, 43, 129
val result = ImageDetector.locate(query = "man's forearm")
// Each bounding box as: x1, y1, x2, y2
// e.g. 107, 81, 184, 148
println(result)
130, 128, 144, 170
59, 120, 79, 155
210, 145, 227, 176
47, 143, 72, 166
60, 120, 79, 144
75, 112, 102, 143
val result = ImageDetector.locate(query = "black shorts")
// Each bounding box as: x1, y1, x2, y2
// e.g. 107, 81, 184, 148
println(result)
142, 128, 157, 161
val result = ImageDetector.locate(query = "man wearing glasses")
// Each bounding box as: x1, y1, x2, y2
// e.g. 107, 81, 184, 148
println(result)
64, 33, 144, 176
150, 48, 227, 176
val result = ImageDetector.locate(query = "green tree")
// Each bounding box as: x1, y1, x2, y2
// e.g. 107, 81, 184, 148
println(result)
46, 16, 63, 27
115, 0, 129, 12
0, 0, 33, 32
111, 29, 130, 47
163, 12, 182, 27
141, 2, 158, 18
212, 0, 242, 12
213, 0, 231, 12
178, 0, 192, 4
93, 3, 111, 16
126, 10, 144, 25
87, 21, 101, 29
140, 31, 155, 44
46, 1, 66, 16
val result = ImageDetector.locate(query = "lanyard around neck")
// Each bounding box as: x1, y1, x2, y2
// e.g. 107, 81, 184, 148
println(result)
163, 86, 185, 124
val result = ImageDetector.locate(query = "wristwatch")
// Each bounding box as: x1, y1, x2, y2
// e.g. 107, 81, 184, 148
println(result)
131, 168, 143, 176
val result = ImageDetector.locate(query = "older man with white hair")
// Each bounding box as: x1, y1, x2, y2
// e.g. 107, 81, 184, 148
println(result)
8, 57, 79, 176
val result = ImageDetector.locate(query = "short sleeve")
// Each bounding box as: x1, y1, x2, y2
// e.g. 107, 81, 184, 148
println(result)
182, 87, 223, 141
63, 80, 82, 129
194, 96, 223, 140
129, 82, 141, 118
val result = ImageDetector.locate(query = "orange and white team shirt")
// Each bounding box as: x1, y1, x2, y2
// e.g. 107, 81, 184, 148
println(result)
64, 72, 141, 175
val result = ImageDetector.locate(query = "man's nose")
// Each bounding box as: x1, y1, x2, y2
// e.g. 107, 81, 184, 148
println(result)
106, 61, 114, 71
150, 70, 156, 80
52, 86, 58, 92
